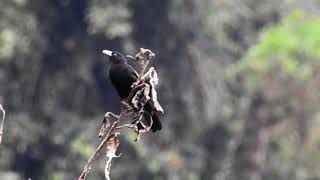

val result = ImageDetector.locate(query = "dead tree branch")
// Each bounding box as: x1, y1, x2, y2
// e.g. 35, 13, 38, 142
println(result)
78, 48, 162, 180
78, 113, 122, 180
0, 104, 5, 144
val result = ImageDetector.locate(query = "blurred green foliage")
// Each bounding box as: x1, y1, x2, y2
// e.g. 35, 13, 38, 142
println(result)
230, 10, 320, 88
228, 9, 320, 180
87, 0, 132, 39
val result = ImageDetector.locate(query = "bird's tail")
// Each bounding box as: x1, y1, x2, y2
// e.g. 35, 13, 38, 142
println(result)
144, 113, 162, 132
150, 114, 162, 132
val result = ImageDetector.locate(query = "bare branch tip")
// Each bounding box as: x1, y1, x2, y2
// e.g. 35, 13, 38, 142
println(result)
0, 104, 5, 144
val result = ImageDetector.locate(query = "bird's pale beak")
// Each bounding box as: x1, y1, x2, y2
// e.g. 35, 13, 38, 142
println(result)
102, 50, 113, 56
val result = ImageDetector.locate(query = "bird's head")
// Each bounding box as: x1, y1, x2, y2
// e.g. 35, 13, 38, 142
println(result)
103, 50, 127, 64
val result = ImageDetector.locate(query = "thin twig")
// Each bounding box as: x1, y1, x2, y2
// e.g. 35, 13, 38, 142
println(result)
0, 104, 5, 144
78, 113, 123, 180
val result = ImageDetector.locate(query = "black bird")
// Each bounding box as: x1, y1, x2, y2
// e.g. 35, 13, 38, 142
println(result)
103, 50, 162, 132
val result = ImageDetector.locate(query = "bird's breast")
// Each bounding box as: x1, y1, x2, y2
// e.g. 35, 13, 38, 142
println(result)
109, 64, 137, 99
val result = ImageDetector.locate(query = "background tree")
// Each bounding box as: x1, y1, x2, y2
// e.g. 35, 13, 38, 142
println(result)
228, 10, 320, 180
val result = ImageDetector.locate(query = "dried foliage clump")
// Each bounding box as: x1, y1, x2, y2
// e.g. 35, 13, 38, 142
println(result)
78, 48, 163, 180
